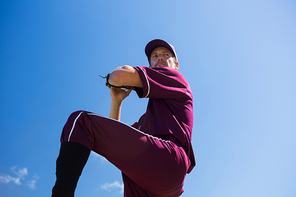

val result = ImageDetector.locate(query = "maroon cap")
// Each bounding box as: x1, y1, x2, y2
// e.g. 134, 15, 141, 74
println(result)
145, 39, 178, 62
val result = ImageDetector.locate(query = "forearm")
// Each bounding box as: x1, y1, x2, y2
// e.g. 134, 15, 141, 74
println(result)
109, 99, 122, 121
107, 67, 135, 121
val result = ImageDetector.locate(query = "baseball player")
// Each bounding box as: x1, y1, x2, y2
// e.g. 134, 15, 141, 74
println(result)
52, 39, 195, 197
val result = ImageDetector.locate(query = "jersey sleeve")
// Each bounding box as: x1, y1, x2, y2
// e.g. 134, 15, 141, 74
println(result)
134, 66, 190, 99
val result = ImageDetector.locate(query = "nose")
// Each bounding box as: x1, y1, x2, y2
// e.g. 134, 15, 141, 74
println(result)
157, 54, 163, 61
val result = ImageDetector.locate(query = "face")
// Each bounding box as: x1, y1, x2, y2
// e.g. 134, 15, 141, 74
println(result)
149, 47, 179, 70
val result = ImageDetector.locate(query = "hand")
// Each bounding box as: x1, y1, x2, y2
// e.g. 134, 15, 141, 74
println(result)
110, 87, 132, 102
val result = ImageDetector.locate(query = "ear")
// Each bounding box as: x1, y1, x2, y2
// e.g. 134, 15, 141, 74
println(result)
174, 61, 179, 70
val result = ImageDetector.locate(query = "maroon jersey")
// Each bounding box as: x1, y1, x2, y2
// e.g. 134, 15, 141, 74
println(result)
133, 66, 195, 172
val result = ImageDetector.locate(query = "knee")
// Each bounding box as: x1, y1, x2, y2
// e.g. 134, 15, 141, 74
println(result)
64, 111, 86, 132
68, 110, 90, 120
70, 110, 85, 117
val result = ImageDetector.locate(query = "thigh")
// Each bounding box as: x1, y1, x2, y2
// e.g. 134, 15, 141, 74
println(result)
61, 110, 148, 157
61, 111, 155, 162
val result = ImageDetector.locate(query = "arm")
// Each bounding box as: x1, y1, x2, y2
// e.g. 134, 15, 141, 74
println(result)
109, 87, 132, 121
108, 65, 143, 88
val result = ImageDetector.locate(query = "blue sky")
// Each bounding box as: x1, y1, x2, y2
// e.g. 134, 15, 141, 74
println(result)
1, 0, 296, 196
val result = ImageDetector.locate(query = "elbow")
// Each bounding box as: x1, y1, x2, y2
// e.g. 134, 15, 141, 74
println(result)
111, 71, 123, 85
110, 65, 130, 85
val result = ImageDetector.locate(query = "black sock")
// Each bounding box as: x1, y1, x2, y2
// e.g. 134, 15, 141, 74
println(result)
52, 142, 90, 197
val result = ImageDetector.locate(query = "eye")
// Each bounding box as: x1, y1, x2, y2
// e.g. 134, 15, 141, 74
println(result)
152, 54, 158, 58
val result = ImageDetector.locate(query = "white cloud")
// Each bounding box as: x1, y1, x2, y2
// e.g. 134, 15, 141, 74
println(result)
11, 166, 28, 178
0, 174, 21, 185
0, 166, 38, 190
26, 175, 39, 190
91, 152, 108, 164
101, 181, 124, 194
0, 166, 27, 185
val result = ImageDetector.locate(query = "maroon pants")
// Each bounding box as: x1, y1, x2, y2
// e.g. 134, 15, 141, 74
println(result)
60, 110, 190, 197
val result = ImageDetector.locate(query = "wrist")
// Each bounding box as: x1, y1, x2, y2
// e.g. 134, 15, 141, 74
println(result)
111, 98, 123, 105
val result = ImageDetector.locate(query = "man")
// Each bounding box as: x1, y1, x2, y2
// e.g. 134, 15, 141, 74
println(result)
52, 39, 195, 197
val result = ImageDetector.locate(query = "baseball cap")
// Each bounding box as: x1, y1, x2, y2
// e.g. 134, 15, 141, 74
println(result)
145, 39, 178, 62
